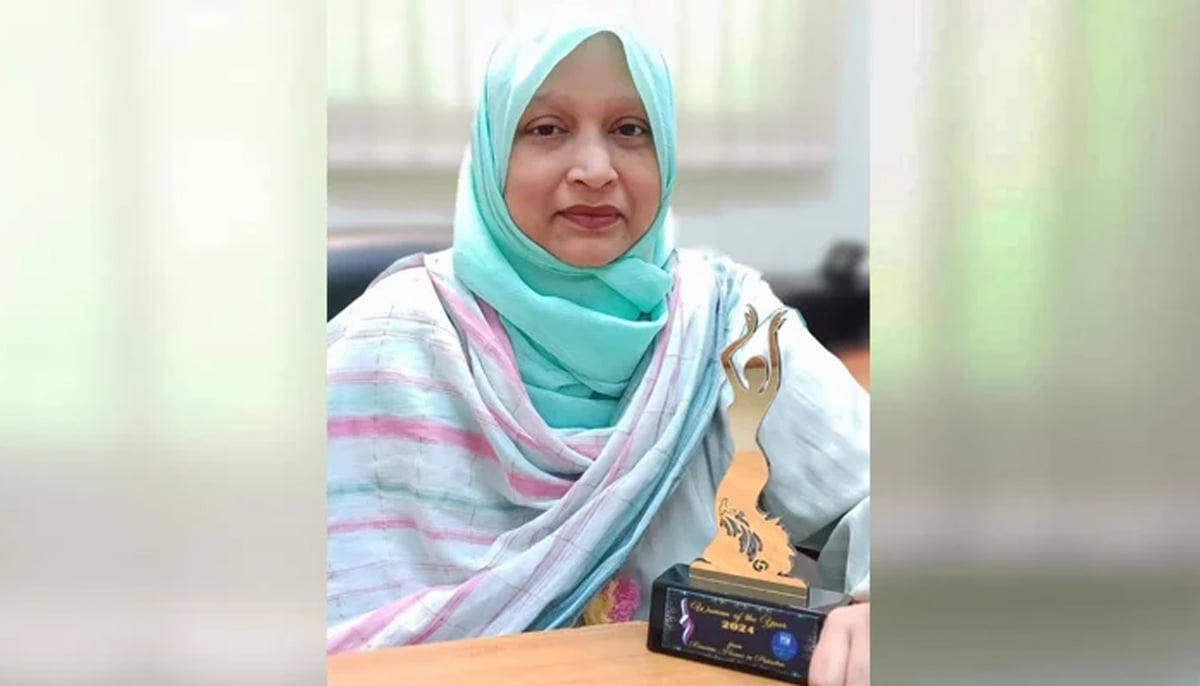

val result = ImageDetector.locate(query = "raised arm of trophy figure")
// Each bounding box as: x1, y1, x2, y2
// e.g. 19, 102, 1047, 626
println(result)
721, 305, 788, 453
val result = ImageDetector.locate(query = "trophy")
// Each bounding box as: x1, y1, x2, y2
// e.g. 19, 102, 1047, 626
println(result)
646, 305, 852, 683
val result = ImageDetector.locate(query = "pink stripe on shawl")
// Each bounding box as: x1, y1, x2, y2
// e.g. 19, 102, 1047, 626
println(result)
595, 269, 682, 488
327, 369, 460, 395
327, 518, 497, 545
328, 417, 568, 500
429, 279, 587, 470
476, 301, 606, 462
432, 282, 524, 388
326, 571, 485, 655
329, 416, 493, 455
478, 271, 684, 634
328, 368, 550, 456
409, 570, 489, 644
327, 590, 429, 654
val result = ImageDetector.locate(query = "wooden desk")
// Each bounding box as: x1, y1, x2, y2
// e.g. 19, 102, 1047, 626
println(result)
328, 621, 778, 685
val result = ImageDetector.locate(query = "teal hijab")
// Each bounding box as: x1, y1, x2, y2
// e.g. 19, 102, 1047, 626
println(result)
452, 24, 678, 430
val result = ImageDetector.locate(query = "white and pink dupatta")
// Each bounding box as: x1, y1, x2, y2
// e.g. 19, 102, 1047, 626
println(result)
326, 249, 735, 652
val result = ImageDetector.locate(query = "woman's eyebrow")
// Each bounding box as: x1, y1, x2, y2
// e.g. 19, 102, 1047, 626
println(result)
528, 91, 646, 112
609, 95, 648, 113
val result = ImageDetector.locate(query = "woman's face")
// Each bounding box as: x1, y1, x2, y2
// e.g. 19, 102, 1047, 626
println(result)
504, 33, 661, 269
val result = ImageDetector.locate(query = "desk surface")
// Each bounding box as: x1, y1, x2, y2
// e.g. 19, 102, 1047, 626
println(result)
328, 621, 778, 685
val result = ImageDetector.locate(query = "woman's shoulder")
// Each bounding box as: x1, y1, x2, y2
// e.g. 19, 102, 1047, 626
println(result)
674, 248, 766, 290
328, 249, 457, 341
674, 248, 835, 366
673, 248, 783, 315
367, 249, 456, 293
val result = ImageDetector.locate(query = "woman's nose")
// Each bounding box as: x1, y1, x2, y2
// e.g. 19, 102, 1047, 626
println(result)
565, 136, 618, 189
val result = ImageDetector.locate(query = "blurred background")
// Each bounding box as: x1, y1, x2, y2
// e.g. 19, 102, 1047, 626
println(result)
872, 1, 1200, 682
325, 0, 870, 375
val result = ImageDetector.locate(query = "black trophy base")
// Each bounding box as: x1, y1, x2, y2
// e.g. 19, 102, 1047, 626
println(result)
646, 564, 852, 684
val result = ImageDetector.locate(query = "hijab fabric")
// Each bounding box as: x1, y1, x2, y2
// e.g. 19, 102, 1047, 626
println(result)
452, 23, 678, 429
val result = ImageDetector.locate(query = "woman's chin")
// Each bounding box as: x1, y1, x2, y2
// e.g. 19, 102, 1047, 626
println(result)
558, 249, 625, 269
548, 242, 629, 269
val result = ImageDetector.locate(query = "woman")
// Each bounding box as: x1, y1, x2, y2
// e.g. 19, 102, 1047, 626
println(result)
327, 22, 869, 685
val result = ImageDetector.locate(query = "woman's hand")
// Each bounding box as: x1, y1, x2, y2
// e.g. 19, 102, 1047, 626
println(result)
808, 603, 870, 686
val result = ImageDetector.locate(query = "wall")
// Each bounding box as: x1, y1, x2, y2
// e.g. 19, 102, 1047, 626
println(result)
672, 0, 868, 275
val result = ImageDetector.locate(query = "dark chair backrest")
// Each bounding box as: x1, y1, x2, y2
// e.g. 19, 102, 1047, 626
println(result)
327, 228, 451, 320
767, 240, 868, 351
771, 272, 869, 351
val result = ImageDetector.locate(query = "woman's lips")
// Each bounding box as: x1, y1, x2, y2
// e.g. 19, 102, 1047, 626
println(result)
560, 205, 621, 230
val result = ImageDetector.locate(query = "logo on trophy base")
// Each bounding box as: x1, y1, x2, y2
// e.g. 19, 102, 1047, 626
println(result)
645, 306, 852, 684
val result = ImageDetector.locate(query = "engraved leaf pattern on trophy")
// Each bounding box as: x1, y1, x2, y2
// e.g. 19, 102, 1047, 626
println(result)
716, 498, 768, 572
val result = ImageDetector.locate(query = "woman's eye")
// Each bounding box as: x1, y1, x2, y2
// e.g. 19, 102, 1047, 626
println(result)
530, 124, 562, 136
615, 123, 649, 137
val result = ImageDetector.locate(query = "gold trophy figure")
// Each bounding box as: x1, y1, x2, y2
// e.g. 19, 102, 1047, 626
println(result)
646, 305, 851, 684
